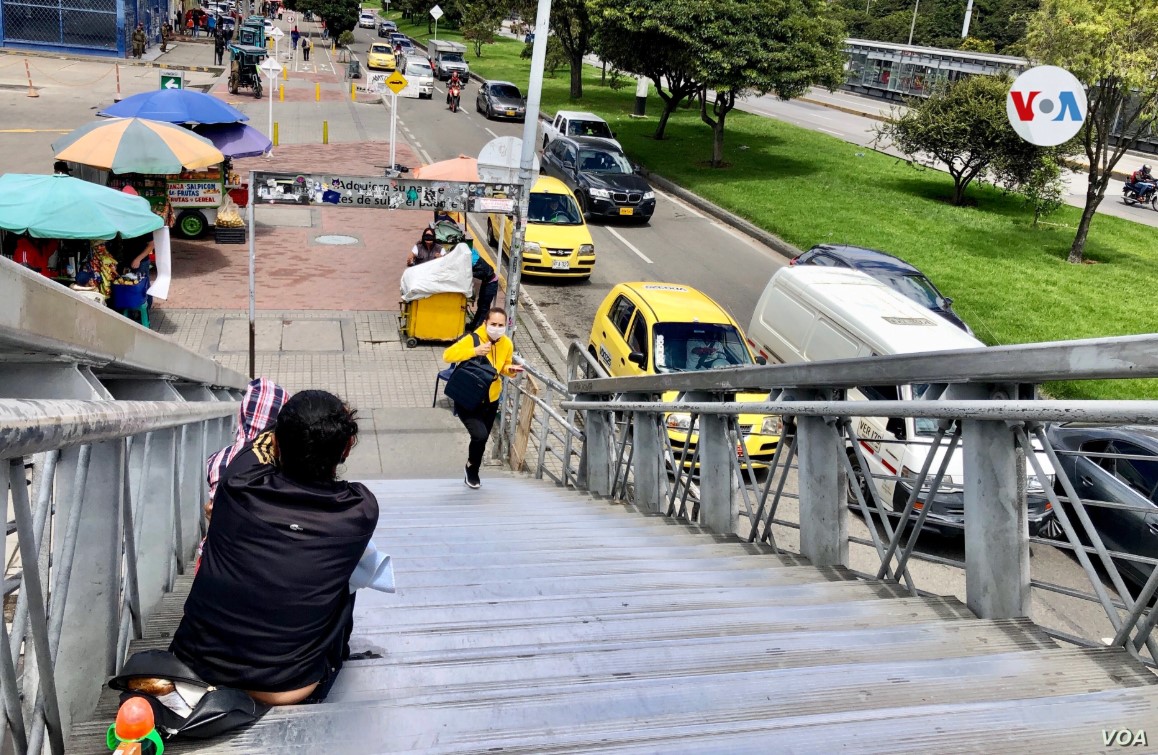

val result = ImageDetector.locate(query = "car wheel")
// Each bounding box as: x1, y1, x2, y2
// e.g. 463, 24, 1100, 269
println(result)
577, 194, 589, 220
542, 135, 549, 151
486, 103, 493, 120
846, 449, 873, 509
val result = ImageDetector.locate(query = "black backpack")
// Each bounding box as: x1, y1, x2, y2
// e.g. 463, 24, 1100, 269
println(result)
443, 332, 498, 410
472, 254, 494, 282
108, 650, 268, 740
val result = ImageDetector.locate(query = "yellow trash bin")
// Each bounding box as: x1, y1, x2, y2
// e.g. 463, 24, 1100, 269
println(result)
400, 292, 467, 348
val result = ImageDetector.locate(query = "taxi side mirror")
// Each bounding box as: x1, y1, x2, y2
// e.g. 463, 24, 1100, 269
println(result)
886, 417, 906, 440
755, 355, 767, 365
627, 352, 646, 367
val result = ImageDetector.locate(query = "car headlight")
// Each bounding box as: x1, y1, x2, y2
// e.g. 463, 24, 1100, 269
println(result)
1027, 473, 1053, 491
901, 465, 954, 487
760, 416, 783, 436
588, 188, 611, 199
523, 241, 541, 253
666, 413, 692, 432
579, 243, 594, 255
643, 191, 655, 200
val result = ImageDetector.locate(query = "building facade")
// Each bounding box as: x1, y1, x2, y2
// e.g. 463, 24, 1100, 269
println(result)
0, 0, 170, 57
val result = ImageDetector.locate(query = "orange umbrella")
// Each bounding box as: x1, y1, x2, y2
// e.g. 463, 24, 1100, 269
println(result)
53, 117, 224, 174
412, 155, 479, 181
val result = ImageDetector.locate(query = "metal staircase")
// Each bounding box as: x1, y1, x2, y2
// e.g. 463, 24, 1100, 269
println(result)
66, 476, 1158, 753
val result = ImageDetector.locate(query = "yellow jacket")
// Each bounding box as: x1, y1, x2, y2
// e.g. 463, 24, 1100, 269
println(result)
442, 325, 517, 403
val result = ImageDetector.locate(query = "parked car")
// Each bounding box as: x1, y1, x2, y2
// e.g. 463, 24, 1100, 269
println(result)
1047, 424, 1158, 590
403, 57, 434, 99
541, 136, 655, 222
475, 81, 526, 121
485, 176, 595, 279
541, 110, 620, 151
358, 11, 376, 28
790, 244, 971, 334
377, 20, 397, 37
748, 266, 1055, 537
366, 42, 396, 71
587, 283, 781, 468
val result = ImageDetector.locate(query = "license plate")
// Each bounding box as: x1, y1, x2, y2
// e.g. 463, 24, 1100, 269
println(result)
551, 260, 570, 270
506, 110, 516, 116
619, 207, 634, 216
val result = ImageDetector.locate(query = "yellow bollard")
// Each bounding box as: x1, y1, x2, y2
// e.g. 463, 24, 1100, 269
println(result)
273, 122, 279, 147
323, 120, 328, 145
282, 65, 287, 81
315, 82, 321, 102
279, 83, 284, 101
351, 82, 356, 102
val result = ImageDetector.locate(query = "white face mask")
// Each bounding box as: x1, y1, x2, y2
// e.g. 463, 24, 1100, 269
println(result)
486, 324, 506, 341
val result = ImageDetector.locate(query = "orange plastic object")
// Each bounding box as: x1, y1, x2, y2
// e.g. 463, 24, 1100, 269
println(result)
115, 698, 155, 741
113, 743, 143, 755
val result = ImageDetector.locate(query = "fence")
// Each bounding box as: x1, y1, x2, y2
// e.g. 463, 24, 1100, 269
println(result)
497, 334, 1158, 668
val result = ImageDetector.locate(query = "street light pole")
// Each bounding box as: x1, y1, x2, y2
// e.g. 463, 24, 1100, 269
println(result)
961, 0, 974, 38
907, 0, 920, 46
504, 0, 550, 333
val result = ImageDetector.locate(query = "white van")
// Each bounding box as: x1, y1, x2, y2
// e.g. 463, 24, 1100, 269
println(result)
748, 266, 1055, 536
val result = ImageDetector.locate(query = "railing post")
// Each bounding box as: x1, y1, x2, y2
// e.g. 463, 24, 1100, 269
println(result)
696, 392, 739, 535
628, 394, 664, 515
962, 418, 1029, 618
581, 399, 614, 497
795, 390, 848, 567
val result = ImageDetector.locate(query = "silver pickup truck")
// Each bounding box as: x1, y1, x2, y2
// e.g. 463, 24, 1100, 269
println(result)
540, 110, 621, 151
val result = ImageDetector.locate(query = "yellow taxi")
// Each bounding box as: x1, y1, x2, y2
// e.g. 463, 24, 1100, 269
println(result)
486, 175, 595, 279
366, 42, 397, 71
587, 282, 782, 467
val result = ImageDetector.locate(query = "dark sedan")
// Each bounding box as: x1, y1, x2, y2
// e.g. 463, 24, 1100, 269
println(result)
790, 244, 971, 333
1047, 424, 1158, 591
475, 81, 526, 122
541, 136, 655, 222
377, 21, 397, 37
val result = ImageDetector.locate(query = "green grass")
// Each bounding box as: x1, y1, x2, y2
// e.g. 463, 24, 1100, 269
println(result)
394, 15, 1158, 400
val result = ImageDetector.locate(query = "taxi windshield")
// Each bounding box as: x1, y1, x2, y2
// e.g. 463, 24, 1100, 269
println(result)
370, 44, 392, 54
528, 193, 582, 225
653, 323, 752, 373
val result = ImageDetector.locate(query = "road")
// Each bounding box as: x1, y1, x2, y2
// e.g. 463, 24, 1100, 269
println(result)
350, 25, 788, 347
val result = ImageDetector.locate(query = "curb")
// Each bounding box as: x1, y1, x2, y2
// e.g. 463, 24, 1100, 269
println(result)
0, 45, 225, 74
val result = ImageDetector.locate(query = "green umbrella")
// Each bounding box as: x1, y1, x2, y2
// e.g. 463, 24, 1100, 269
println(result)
0, 174, 163, 240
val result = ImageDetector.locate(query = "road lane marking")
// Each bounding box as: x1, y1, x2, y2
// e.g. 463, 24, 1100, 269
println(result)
606, 227, 653, 264
817, 127, 843, 137
418, 148, 433, 162
484, 127, 498, 138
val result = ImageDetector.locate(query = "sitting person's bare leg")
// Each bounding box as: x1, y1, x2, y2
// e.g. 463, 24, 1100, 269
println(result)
246, 682, 318, 706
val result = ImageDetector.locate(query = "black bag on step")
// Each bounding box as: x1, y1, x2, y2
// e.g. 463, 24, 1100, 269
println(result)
443, 332, 497, 410
108, 650, 268, 740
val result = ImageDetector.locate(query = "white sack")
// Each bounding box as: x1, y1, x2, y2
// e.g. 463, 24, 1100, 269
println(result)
400, 243, 473, 302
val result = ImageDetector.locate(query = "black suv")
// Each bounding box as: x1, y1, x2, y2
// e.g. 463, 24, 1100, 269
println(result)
541, 136, 655, 223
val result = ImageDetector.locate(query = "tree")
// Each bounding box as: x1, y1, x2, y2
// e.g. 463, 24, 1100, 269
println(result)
694, 0, 845, 167
297, 0, 361, 36
550, 0, 595, 99
458, 0, 503, 56
590, 0, 702, 140
876, 74, 1044, 205
959, 36, 996, 53
1026, 0, 1158, 263
1018, 153, 1066, 226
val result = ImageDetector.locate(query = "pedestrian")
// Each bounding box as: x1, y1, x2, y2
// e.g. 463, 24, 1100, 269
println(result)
214, 30, 226, 66
131, 23, 146, 58
160, 22, 170, 52
301, 35, 311, 61
290, 25, 299, 50
468, 249, 498, 332
442, 308, 523, 489
207, 13, 216, 36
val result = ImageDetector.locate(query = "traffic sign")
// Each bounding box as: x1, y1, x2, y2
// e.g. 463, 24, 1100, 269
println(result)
269, 26, 284, 38
159, 71, 184, 90
385, 70, 408, 95
259, 57, 283, 78
429, 4, 443, 19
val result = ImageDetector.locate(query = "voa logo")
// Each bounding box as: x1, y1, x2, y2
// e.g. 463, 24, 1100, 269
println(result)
1006, 65, 1087, 146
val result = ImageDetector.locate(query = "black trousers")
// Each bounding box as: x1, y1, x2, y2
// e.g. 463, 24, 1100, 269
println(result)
456, 398, 499, 470
469, 279, 499, 331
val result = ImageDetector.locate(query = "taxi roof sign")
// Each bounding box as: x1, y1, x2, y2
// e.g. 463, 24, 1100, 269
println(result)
385, 70, 408, 95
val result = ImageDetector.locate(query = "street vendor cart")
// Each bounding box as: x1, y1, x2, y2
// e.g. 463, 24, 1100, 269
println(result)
399, 243, 473, 348
228, 44, 267, 99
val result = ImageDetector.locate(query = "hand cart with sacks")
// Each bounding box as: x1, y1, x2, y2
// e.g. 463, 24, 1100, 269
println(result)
398, 243, 472, 348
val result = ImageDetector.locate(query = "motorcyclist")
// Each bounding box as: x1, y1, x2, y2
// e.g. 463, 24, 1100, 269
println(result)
1129, 164, 1153, 187
447, 71, 463, 106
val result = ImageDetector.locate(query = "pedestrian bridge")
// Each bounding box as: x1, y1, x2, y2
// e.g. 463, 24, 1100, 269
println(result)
2, 259, 1158, 752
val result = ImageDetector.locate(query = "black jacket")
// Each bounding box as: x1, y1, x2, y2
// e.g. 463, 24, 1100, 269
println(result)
171, 433, 378, 692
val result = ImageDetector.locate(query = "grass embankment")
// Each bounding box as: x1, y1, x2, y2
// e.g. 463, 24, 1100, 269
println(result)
393, 15, 1158, 400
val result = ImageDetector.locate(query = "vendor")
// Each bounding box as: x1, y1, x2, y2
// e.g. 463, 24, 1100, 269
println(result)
120, 233, 154, 278
406, 228, 444, 267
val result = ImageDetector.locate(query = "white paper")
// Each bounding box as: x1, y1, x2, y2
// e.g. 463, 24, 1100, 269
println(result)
156, 689, 193, 717
349, 542, 396, 594
146, 226, 172, 300
399, 243, 473, 302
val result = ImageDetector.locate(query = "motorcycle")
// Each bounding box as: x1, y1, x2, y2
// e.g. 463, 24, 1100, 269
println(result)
447, 81, 462, 113
1122, 180, 1158, 209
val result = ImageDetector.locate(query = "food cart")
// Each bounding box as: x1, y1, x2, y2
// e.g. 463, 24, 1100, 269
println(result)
108, 165, 249, 238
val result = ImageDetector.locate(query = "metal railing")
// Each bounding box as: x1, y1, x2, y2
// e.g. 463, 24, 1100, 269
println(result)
496, 334, 1158, 668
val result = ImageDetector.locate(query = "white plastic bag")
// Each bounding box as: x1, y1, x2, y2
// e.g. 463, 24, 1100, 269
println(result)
400, 243, 473, 302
